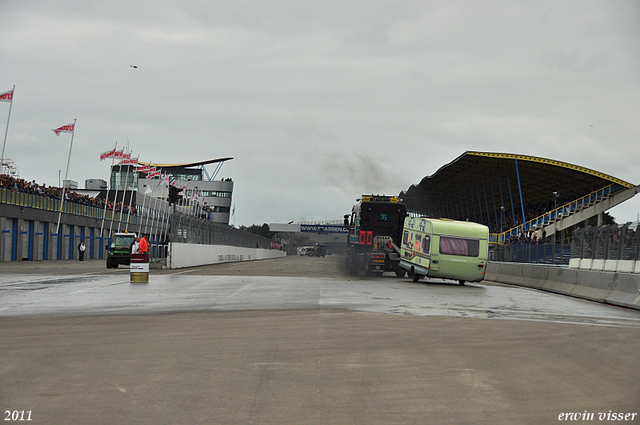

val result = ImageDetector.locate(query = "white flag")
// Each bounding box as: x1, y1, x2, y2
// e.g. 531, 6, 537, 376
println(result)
0, 89, 14, 102
52, 123, 74, 136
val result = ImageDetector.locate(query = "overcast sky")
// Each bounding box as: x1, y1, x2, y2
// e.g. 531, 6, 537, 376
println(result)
1, 1, 639, 226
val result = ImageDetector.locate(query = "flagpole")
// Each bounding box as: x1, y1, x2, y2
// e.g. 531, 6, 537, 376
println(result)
117, 149, 132, 233
142, 170, 158, 257
151, 169, 167, 258
138, 168, 150, 236
1, 85, 15, 168
55, 119, 76, 235
159, 191, 171, 259
124, 155, 139, 232
108, 149, 123, 238
100, 142, 118, 251
108, 179, 119, 238
143, 164, 156, 234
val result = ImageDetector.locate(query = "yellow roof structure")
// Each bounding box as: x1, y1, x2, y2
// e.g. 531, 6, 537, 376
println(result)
399, 151, 634, 223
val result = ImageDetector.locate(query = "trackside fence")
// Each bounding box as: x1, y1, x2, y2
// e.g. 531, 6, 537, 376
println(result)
492, 243, 571, 265
569, 223, 640, 271
491, 223, 640, 273
169, 212, 273, 249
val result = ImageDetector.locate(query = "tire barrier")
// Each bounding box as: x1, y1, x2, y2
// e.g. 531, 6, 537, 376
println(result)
486, 262, 640, 311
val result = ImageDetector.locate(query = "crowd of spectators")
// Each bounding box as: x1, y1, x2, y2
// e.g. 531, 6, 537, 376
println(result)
503, 227, 549, 245
0, 174, 137, 215
492, 197, 572, 234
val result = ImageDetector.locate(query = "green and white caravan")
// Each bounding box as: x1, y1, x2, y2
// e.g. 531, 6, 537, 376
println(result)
399, 217, 489, 285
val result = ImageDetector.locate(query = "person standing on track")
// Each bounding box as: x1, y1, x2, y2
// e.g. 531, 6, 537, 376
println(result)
78, 240, 85, 261
139, 234, 149, 254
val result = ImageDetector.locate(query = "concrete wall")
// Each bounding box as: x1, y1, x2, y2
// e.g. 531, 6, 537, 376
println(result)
168, 242, 286, 269
486, 262, 640, 311
569, 257, 640, 274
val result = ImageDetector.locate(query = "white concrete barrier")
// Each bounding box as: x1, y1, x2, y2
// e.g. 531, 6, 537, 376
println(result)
168, 243, 286, 269
606, 273, 640, 309
486, 262, 640, 311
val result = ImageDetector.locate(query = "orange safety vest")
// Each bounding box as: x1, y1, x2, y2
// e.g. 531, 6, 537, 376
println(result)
139, 237, 149, 253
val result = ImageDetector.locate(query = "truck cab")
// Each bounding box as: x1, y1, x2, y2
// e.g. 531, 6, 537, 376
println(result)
345, 195, 407, 276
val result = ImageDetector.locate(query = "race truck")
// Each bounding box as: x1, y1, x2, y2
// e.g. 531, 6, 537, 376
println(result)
344, 195, 408, 276
106, 232, 137, 268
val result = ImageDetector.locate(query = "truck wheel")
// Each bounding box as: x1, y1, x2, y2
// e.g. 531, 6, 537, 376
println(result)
113, 262, 119, 269
347, 255, 359, 275
395, 270, 406, 278
458, 280, 465, 285
106, 258, 112, 268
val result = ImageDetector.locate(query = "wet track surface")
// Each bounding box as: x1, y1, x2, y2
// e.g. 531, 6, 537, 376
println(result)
2, 256, 639, 425
1, 256, 639, 328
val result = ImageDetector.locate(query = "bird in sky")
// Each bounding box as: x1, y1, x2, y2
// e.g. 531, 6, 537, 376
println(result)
130, 65, 138, 69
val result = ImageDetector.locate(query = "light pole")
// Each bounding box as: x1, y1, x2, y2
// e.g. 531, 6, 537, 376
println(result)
500, 206, 505, 242
553, 191, 559, 245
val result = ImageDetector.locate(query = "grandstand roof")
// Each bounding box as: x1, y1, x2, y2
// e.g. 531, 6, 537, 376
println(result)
399, 151, 635, 224
138, 157, 233, 168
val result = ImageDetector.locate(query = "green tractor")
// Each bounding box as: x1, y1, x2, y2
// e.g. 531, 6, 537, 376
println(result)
106, 232, 137, 268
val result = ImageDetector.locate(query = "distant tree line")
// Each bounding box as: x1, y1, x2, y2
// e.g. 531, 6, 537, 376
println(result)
240, 223, 273, 239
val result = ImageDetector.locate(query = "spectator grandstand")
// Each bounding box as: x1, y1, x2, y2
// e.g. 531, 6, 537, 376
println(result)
0, 174, 136, 215
399, 151, 639, 243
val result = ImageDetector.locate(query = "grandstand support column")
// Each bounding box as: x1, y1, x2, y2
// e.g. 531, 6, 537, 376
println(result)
482, 174, 491, 230
514, 158, 526, 227
467, 184, 477, 222
15, 219, 24, 262
0, 217, 6, 262
597, 212, 603, 227
505, 164, 517, 229
463, 184, 471, 220
475, 176, 485, 226
489, 171, 499, 230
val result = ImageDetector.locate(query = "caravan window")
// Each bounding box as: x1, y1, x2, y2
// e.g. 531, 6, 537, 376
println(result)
422, 235, 431, 255
439, 236, 479, 257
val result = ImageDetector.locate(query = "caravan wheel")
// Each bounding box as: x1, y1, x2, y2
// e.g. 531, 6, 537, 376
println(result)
411, 268, 421, 282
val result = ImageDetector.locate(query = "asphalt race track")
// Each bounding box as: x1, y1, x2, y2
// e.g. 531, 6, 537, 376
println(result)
1, 255, 639, 425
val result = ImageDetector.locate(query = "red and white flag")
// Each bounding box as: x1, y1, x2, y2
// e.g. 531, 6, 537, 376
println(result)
0, 89, 14, 102
100, 148, 117, 161
136, 165, 152, 174
121, 156, 139, 165
147, 169, 161, 178
52, 123, 74, 136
